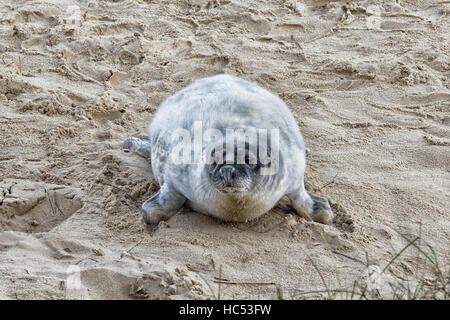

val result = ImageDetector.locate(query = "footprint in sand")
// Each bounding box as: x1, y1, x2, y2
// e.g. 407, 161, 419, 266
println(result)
0, 179, 83, 233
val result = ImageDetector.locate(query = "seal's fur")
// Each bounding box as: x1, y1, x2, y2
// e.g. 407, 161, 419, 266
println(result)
124, 74, 333, 224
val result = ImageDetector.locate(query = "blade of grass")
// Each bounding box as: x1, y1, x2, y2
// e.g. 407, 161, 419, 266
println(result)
293, 288, 365, 299
396, 232, 437, 267
307, 255, 331, 299
382, 236, 419, 273
396, 232, 445, 281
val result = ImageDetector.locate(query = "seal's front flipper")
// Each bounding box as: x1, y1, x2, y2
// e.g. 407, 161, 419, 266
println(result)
287, 187, 334, 225
307, 192, 334, 225
141, 184, 185, 224
123, 137, 152, 158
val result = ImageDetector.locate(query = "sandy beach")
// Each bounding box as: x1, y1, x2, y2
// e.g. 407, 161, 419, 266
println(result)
0, 0, 449, 299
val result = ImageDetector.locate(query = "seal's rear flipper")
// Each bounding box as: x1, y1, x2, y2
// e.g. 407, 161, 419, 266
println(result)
123, 137, 152, 159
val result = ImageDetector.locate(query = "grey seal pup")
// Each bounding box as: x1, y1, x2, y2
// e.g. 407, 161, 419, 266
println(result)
124, 74, 333, 225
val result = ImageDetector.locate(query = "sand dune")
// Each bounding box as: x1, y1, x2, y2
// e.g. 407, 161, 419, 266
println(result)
0, 0, 449, 299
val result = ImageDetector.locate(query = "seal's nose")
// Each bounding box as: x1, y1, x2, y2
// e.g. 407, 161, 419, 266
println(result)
219, 165, 236, 185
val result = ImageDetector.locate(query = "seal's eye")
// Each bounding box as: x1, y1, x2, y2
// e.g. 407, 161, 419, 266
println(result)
244, 153, 255, 165
210, 159, 220, 171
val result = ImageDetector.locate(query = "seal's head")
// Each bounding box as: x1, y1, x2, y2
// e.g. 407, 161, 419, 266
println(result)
208, 162, 259, 194
206, 139, 267, 194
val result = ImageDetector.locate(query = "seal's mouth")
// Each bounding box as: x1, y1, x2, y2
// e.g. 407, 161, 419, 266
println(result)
219, 186, 248, 194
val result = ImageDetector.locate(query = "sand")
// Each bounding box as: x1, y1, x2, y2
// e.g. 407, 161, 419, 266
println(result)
0, 0, 449, 299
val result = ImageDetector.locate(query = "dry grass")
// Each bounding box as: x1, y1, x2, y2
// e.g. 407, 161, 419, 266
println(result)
202, 225, 449, 300
292, 229, 449, 300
